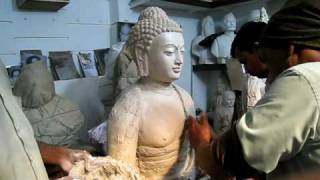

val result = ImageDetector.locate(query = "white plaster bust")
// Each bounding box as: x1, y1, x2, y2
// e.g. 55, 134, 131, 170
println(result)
248, 7, 269, 23
210, 12, 236, 63
106, 7, 195, 180
249, 9, 261, 22
191, 16, 215, 64
212, 90, 235, 135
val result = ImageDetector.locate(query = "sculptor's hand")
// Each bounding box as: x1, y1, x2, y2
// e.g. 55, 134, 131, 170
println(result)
188, 112, 213, 149
39, 143, 92, 173
188, 113, 231, 179
58, 148, 92, 173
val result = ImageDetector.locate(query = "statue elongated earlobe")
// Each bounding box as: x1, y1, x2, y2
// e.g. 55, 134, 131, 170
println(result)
135, 44, 149, 76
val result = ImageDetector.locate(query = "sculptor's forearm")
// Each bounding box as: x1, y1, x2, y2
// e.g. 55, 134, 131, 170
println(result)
38, 142, 66, 165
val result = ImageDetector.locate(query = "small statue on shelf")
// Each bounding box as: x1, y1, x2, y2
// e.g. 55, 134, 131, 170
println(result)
208, 90, 235, 135
191, 16, 216, 64
211, 12, 236, 64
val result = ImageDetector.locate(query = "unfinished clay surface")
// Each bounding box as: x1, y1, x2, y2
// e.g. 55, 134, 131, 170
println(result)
13, 61, 84, 147
70, 156, 140, 180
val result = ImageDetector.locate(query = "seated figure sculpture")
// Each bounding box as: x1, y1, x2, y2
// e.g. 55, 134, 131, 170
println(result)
211, 12, 236, 63
107, 7, 195, 180
208, 90, 235, 135
191, 16, 215, 64
13, 61, 84, 148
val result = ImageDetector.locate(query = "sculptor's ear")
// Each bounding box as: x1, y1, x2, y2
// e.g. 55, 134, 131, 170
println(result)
287, 44, 299, 67
135, 44, 149, 76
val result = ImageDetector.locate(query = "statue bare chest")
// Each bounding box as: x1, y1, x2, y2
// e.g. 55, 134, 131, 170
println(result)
138, 92, 186, 148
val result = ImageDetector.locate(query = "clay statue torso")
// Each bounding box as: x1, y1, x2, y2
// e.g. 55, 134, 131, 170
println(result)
107, 80, 194, 179
106, 7, 194, 180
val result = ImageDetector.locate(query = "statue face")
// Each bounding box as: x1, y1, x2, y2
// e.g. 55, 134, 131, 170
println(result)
147, 32, 184, 82
222, 91, 235, 108
202, 16, 215, 36
223, 13, 236, 32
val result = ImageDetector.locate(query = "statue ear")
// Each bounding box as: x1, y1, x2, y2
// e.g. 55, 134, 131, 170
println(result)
135, 44, 149, 76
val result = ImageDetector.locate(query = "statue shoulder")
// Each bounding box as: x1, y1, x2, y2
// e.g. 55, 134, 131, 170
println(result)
111, 84, 142, 117
172, 84, 195, 116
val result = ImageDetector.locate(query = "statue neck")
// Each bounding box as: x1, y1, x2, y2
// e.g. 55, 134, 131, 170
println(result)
224, 31, 234, 36
140, 77, 175, 95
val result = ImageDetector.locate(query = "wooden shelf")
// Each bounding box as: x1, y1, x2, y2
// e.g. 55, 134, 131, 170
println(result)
16, 0, 69, 11
164, 0, 253, 8
193, 64, 226, 71
130, 0, 253, 12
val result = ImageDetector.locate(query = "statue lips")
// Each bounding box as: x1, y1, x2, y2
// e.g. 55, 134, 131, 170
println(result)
172, 67, 181, 73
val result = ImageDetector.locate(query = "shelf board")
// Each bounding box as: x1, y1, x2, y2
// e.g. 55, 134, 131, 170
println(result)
193, 64, 226, 71
130, 0, 253, 12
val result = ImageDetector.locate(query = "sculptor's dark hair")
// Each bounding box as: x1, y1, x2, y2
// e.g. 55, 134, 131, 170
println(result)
231, 21, 267, 57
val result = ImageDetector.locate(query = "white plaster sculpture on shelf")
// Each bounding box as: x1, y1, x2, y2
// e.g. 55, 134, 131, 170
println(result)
249, 9, 261, 22
260, 7, 269, 23
248, 7, 269, 23
191, 16, 215, 64
209, 74, 230, 112
209, 90, 235, 135
247, 75, 266, 109
210, 12, 236, 63
13, 61, 84, 147
107, 7, 195, 180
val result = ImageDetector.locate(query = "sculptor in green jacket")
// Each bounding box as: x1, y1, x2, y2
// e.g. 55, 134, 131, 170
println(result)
188, 0, 320, 179
0, 61, 91, 180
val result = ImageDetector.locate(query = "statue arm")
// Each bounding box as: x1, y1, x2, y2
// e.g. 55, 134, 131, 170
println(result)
106, 93, 140, 167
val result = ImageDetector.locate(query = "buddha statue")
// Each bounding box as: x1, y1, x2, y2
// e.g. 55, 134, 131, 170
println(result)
106, 7, 195, 180
13, 61, 84, 148
211, 12, 236, 63
191, 16, 215, 64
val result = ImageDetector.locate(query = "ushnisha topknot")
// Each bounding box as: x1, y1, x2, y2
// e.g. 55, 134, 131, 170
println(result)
126, 7, 182, 61
138, 6, 167, 21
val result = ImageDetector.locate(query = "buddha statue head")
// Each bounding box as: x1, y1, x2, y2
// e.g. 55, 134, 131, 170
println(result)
223, 12, 236, 32
201, 16, 215, 37
126, 7, 184, 83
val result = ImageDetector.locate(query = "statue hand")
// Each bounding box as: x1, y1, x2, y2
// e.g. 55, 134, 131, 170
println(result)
188, 112, 213, 149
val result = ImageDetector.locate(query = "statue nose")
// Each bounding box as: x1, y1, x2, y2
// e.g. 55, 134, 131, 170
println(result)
176, 52, 183, 64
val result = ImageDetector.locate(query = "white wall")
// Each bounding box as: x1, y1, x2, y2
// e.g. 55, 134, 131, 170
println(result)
0, 0, 110, 66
